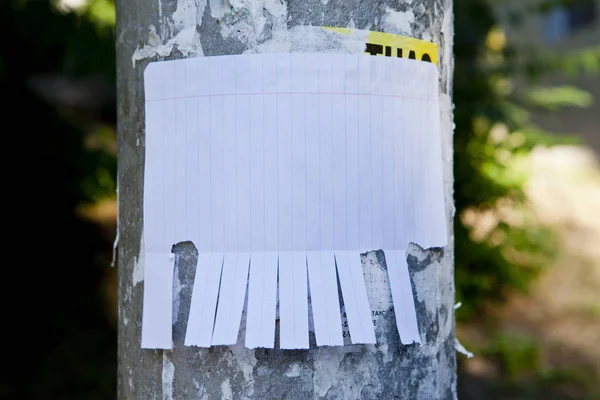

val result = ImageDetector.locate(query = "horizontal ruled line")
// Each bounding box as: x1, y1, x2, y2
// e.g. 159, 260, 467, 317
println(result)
146, 92, 435, 103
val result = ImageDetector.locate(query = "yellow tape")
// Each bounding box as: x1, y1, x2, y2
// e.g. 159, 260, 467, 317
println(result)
323, 27, 439, 66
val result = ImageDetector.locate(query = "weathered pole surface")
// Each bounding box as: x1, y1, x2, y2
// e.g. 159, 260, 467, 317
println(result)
116, 0, 455, 398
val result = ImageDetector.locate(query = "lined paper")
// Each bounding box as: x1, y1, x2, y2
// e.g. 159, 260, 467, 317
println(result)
141, 252, 174, 349
211, 253, 250, 346
184, 253, 223, 347
142, 53, 446, 349
245, 252, 278, 348
307, 251, 344, 346
335, 252, 376, 344
279, 252, 310, 349
384, 250, 421, 344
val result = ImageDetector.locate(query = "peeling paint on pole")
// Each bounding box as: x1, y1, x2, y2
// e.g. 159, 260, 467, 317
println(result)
117, 0, 455, 398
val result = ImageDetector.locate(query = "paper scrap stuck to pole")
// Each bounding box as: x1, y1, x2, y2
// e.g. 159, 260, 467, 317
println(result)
141, 51, 446, 350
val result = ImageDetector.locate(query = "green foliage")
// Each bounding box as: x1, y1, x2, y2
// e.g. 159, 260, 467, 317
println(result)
52, 0, 116, 31
585, 301, 600, 318
551, 45, 600, 78
80, 125, 118, 202
453, 0, 594, 320
85, 0, 116, 28
526, 85, 593, 111
478, 332, 600, 399
486, 332, 541, 379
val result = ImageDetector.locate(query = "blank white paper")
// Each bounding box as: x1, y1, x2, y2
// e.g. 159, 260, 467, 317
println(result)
245, 252, 278, 348
279, 252, 309, 349
245, 253, 266, 348
335, 251, 376, 344
142, 53, 446, 349
384, 250, 421, 344
184, 253, 222, 347
307, 251, 344, 346
211, 253, 250, 346
141, 252, 174, 349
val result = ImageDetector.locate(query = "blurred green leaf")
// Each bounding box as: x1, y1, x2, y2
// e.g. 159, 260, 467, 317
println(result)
85, 0, 115, 28
526, 85, 593, 111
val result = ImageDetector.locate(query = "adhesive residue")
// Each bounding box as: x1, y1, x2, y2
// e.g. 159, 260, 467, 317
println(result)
133, 234, 144, 286
172, 259, 183, 324
313, 345, 383, 398
381, 6, 414, 36
221, 378, 233, 400
131, 0, 207, 67
249, 25, 367, 55
284, 363, 302, 377
219, 0, 269, 47
209, 0, 228, 18
162, 352, 175, 399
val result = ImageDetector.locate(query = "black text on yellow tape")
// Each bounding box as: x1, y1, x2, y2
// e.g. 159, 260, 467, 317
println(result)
323, 27, 439, 66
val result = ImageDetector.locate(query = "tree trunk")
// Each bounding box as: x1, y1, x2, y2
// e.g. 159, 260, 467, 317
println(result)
116, 0, 455, 398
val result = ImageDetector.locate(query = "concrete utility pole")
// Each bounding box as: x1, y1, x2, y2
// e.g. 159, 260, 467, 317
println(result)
116, 0, 455, 398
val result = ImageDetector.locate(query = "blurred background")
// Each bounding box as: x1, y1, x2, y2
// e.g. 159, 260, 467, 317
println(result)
4, 0, 598, 398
